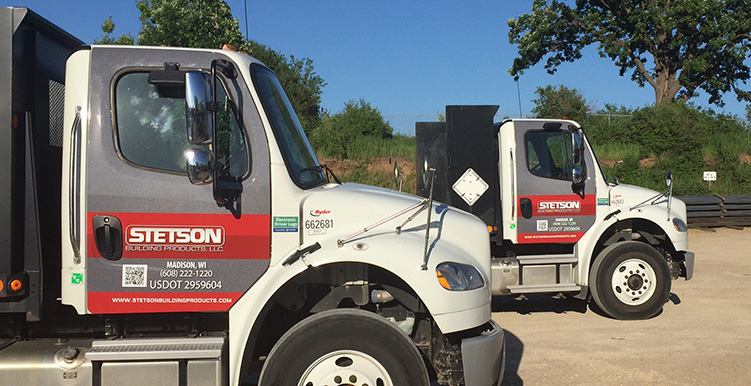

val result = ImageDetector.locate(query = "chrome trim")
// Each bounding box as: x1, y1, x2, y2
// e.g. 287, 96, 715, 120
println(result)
69, 106, 82, 263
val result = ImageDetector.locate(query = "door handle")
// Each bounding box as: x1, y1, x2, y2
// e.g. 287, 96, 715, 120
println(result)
519, 198, 533, 219
92, 215, 123, 261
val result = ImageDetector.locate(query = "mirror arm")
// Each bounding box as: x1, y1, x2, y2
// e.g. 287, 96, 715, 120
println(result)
210, 60, 220, 149
421, 168, 436, 271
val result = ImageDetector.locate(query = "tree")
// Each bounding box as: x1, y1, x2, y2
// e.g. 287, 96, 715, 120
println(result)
310, 99, 394, 158
94, 17, 136, 45
135, 0, 244, 48
246, 41, 325, 135
531, 84, 591, 121
97, 0, 324, 132
508, 0, 751, 106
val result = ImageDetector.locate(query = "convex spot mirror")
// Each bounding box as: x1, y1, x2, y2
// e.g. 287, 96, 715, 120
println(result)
185, 149, 214, 185
185, 71, 214, 145
422, 150, 431, 187
665, 169, 673, 187
572, 166, 584, 184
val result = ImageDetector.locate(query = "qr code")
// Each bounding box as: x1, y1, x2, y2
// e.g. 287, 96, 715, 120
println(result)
536, 220, 548, 232
122, 264, 148, 287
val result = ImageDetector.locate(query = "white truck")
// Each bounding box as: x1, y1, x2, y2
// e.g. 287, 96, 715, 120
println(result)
0, 8, 504, 386
416, 105, 694, 320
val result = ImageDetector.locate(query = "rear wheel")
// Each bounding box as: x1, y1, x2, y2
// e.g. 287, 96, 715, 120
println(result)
259, 308, 429, 386
590, 241, 671, 320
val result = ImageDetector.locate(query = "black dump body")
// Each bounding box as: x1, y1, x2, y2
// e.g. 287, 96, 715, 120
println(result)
416, 105, 503, 245
0, 7, 82, 320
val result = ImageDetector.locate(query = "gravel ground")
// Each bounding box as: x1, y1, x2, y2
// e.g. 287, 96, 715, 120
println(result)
493, 227, 751, 386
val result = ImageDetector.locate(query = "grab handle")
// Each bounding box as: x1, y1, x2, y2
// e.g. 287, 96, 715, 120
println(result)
69, 106, 82, 263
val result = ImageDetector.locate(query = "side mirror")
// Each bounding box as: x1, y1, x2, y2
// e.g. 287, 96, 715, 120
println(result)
185, 149, 214, 185
572, 166, 584, 184
185, 71, 214, 145
665, 169, 673, 187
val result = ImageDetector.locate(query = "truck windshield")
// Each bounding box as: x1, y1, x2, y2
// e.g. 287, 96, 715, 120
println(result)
581, 127, 609, 184
251, 64, 326, 189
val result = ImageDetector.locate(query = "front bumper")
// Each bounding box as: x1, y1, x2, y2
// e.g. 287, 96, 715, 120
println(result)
461, 320, 505, 386
682, 251, 695, 280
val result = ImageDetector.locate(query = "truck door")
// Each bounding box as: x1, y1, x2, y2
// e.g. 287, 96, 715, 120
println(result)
82, 47, 271, 314
514, 121, 595, 244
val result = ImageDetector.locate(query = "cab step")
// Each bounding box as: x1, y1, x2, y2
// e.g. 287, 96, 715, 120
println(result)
507, 284, 581, 294
87, 337, 224, 361
516, 253, 577, 264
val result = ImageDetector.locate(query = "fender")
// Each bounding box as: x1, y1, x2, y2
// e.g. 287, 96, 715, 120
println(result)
299, 228, 492, 328
227, 228, 492, 385
575, 206, 688, 287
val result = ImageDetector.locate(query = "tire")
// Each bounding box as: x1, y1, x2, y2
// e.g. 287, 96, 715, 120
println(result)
258, 308, 429, 386
589, 241, 671, 320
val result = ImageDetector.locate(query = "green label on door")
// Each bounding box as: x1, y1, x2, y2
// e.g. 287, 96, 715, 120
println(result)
273, 217, 299, 233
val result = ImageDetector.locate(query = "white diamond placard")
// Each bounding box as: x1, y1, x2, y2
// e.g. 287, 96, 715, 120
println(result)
452, 168, 489, 206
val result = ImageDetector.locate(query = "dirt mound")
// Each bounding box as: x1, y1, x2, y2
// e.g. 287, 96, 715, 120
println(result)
740, 153, 751, 164
704, 154, 718, 165
319, 158, 359, 174
639, 157, 658, 168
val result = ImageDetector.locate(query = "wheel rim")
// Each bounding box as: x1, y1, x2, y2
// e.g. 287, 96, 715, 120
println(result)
611, 258, 657, 306
299, 349, 393, 386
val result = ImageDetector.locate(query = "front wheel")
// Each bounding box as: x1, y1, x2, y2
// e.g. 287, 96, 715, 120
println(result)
259, 308, 429, 386
590, 241, 671, 320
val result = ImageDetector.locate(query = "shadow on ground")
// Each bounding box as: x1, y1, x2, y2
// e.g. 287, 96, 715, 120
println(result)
493, 292, 682, 318
492, 294, 589, 315
501, 329, 524, 385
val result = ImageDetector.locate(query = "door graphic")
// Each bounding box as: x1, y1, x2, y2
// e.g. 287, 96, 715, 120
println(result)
83, 47, 271, 313
514, 121, 596, 244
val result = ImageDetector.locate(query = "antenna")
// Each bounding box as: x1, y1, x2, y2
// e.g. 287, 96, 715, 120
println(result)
516, 78, 523, 118
244, 0, 249, 38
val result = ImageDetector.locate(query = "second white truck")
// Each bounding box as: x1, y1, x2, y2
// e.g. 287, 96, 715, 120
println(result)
417, 105, 694, 320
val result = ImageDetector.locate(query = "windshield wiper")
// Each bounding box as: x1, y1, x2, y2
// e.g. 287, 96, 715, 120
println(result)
299, 164, 342, 184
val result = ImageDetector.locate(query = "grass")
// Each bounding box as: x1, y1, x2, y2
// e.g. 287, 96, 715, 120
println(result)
312, 126, 751, 196
592, 142, 647, 162
337, 165, 418, 195
593, 131, 751, 195
701, 131, 751, 160
315, 134, 416, 161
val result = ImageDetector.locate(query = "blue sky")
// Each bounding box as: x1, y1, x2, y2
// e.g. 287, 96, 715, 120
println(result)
5, 0, 749, 134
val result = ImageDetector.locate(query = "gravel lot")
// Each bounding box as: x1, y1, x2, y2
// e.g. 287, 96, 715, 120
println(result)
493, 227, 751, 385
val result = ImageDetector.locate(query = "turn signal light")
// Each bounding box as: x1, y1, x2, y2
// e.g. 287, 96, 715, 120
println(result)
9, 279, 22, 292
436, 271, 451, 290
0, 280, 4, 292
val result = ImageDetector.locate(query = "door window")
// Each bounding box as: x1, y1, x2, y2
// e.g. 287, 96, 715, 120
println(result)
114, 71, 248, 178
525, 130, 573, 181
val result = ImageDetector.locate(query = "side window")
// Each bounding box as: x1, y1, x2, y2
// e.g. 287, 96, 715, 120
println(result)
114, 71, 248, 177
525, 130, 572, 181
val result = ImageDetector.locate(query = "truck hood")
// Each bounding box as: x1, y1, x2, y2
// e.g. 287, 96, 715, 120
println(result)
608, 183, 686, 218
300, 183, 492, 275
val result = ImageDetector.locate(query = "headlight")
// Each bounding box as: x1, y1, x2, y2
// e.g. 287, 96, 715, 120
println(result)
672, 217, 688, 232
435, 263, 485, 291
